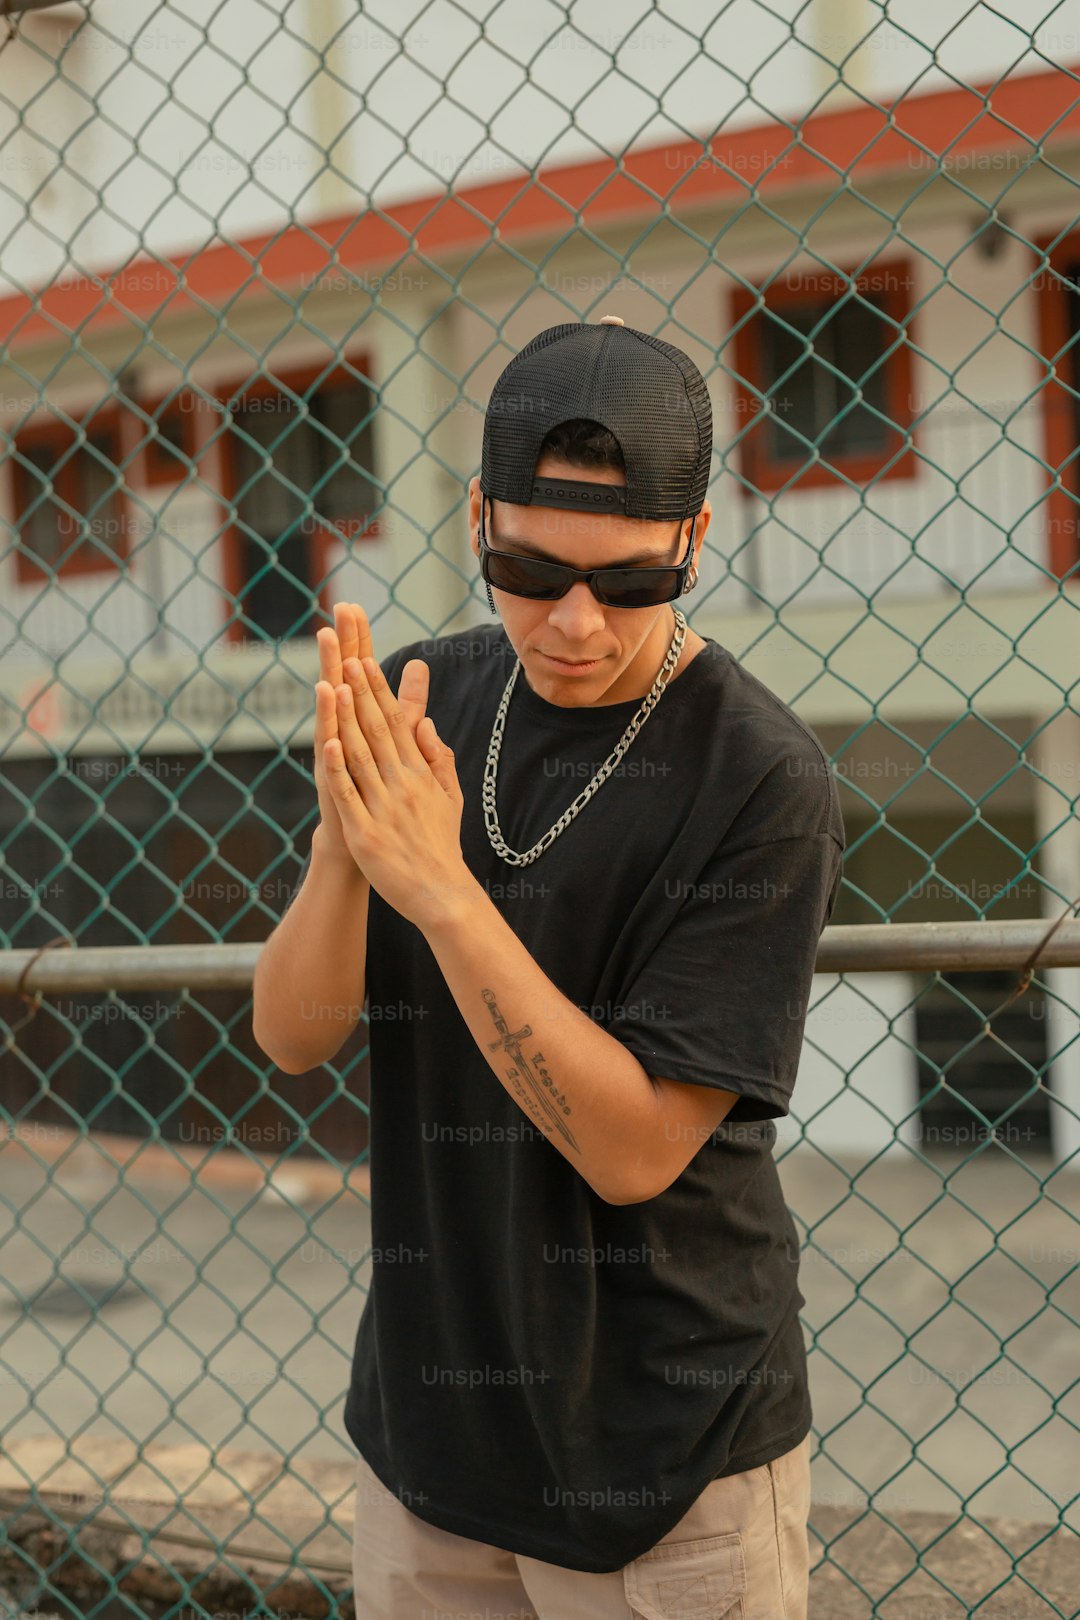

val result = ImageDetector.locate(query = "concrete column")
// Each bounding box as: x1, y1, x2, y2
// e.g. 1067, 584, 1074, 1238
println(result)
811, 0, 879, 101
1029, 706, 1080, 1165
299, 0, 354, 222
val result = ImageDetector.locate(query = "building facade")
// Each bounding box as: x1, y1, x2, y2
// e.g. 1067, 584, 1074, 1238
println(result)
2, 3, 1078, 1163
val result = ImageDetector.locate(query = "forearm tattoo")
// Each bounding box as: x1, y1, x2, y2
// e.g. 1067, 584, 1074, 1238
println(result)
482, 987, 580, 1153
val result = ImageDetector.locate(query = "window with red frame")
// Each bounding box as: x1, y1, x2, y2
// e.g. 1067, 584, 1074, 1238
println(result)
223, 365, 377, 643
731, 265, 915, 493
1033, 233, 1080, 578
12, 412, 129, 583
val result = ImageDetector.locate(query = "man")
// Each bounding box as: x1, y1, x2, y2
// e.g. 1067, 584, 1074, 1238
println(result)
253, 317, 845, 1619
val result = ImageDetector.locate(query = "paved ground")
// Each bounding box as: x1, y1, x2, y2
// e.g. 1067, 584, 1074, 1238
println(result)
778, 1141, 1080, 1531
1, 1135, 1077, 1616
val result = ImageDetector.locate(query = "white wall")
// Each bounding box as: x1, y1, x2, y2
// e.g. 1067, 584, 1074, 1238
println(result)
1030, 714, 1080, 1167
776, 972, 921, 1156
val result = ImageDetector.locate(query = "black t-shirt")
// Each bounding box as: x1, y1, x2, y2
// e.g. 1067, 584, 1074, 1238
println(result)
284, 620, 845, 1573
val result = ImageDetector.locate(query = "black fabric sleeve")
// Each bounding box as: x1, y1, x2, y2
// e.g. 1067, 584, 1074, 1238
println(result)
280, 639, 417, 916
609, 761, 845, 1123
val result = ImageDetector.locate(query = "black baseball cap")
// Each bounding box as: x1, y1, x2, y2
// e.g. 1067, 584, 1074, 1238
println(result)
480, 315, 712, 523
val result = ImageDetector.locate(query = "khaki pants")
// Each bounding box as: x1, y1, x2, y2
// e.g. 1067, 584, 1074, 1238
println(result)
350, 1430, 812, 1619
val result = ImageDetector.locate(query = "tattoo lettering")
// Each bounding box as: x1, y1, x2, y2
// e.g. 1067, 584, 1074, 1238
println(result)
482, 987, 580, 1153
505, 1072, 553, 1137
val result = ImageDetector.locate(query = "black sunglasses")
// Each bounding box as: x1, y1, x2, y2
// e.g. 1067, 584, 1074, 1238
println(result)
478, 493, 698, 608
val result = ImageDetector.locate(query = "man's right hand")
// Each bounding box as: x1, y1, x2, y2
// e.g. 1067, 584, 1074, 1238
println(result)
313, 601, 430, 864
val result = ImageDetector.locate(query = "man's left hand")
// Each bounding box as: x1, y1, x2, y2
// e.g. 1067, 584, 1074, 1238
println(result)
322, 655, 475, 932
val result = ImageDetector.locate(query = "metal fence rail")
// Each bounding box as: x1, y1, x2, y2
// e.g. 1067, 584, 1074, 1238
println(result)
2, 1, 1080, 1617
3, 918, 1080, 995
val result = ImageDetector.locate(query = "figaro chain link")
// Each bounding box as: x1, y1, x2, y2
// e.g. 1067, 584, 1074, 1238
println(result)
482, 607, 688, 867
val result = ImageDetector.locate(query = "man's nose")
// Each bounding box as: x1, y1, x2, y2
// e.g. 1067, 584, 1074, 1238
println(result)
546, 579, 607, 631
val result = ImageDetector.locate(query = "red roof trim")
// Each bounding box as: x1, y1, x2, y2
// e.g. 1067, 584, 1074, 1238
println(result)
3, 61, 1079, 353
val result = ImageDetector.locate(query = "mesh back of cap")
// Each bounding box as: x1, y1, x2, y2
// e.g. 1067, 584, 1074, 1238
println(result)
481, 322, 712, 520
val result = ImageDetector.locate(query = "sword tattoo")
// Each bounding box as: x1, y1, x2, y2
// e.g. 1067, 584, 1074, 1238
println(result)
481, 987, 580, 1152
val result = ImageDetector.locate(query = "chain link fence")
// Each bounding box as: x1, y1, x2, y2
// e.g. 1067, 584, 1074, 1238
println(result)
2, 1, 1080, 1615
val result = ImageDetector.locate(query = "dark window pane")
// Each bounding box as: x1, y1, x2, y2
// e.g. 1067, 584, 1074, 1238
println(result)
243, 528, 317, 641
761, 307, 821, 456
18, 428, 123, 570
19, 443, 64, 568
827, 298, 891, 452
147, 406, 191, 476
73, 431, 124, 561
232, 395, 317, 641
233, 400, 310, 531
231, 376, 377, 640
762, 293, 891, 463
913, 969, 1051, 1153
315, 380, 376, 528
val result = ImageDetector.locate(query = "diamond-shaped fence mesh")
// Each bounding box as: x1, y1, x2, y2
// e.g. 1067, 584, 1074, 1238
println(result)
1, 0, 1080, 1616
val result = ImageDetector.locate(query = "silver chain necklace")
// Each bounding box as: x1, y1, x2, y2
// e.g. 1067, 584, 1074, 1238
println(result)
482, 607, 688, 867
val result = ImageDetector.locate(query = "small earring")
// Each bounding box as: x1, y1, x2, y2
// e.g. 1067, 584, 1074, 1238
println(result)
684, 564, 698, 594
486, 581, 497, 614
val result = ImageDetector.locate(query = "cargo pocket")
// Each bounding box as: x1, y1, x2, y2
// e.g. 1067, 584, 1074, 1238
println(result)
623, 1529, 746, 1620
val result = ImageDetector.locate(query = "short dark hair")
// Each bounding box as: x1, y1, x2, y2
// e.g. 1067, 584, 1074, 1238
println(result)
537, 417, 625, 472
